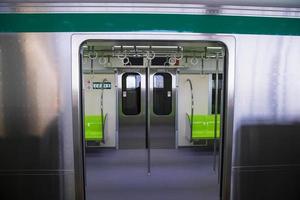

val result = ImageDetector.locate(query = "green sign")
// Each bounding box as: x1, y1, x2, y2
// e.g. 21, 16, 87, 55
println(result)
93, 82, 111, 89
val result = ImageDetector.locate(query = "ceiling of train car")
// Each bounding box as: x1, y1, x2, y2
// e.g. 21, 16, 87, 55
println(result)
82, 41, 225, 58
85, 41, 223, 48
1, 0, 300, 8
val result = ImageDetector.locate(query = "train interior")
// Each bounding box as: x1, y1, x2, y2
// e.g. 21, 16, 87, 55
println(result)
80, 40, 225, 200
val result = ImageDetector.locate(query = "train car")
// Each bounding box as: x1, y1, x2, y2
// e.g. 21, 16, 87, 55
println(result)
0, 1, 300, 200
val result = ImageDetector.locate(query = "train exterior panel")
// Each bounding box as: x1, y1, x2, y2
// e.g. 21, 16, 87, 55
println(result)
0, 2, 300, 200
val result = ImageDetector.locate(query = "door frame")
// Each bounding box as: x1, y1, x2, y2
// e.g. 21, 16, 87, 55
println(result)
72, 32, 235, 200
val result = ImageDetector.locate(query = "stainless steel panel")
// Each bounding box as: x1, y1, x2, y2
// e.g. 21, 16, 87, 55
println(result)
1, 3, 300, 18
232, 167, 300, 200
2, 0, 300, 8
118, 68, 147, 149
0, 33, 75, 200
231, 35, 300, 200
150, 69, 176, 149
1, 27, 298, 200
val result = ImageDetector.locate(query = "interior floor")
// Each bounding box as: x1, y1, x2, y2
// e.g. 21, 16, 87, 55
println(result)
85, 148, 219, 200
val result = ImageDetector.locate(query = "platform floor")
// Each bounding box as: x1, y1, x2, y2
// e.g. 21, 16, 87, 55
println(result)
85, 148, 219, 200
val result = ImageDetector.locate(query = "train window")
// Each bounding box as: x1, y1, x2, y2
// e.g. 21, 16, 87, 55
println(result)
153, 73, 172, 115
122, 73, 141, 115
153, 75, 164, 88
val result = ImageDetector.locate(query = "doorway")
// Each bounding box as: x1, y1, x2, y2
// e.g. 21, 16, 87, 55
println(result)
76, 37, 233, 200
118, 69, 176, 149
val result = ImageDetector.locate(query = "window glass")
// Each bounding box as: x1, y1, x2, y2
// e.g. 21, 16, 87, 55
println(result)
122, 73, 141, 115
153, 75, 164, 88
126, 76, 137, 89
153, 73, 172, 115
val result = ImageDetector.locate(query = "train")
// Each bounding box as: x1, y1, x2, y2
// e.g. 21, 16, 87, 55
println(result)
0, 1, 300, 200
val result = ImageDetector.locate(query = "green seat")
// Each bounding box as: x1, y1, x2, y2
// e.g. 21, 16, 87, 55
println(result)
190, 114, 220, 140
84, 115, 104, 141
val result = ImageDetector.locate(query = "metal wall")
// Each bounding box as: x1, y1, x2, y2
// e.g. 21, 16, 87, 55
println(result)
0, 33, 76, 200
232, 35, 300, 199
1, 32, 300, 200
1, 0, 300, 8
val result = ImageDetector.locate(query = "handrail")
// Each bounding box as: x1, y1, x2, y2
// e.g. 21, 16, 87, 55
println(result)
213, 54, 219, 172
186, 78, 194, 143
185, 113, 209, 147
101, 78, 108, 144
185, 113, 192, 142
102, 113, 108, 144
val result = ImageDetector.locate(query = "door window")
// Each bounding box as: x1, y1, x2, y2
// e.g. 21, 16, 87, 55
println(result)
122, 73, 141, 115
153, 73, 172, 115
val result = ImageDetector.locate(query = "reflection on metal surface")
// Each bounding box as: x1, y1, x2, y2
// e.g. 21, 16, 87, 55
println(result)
0, 33, 75, 200
0, 13, 297, 199
233, 122, 300, 200
20, 34, 59, 137
0, 2, 300, 17
0, 48, 4, 138
231, 35, 300, 199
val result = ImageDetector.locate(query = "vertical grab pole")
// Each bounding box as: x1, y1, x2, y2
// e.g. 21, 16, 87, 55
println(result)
100, 78, 107, 144
145, 49, 155, 176
146, 58, 151, 176
115, 69, 119, 149
213, 54, 219, 172
218, 64, 224, 184
191, 82, 194, 139
186, 79, 194, 143
201, 55, 204, 75
175, 69, 179, 149
80, 46, 87, 187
